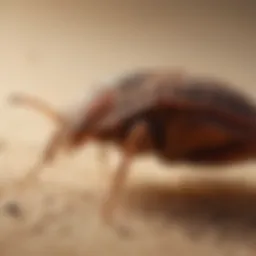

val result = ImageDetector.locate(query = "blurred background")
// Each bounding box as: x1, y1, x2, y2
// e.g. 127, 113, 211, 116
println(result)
0, 0, 255, 143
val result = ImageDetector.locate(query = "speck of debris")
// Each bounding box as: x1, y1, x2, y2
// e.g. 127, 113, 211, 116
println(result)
2, 201, 23, 219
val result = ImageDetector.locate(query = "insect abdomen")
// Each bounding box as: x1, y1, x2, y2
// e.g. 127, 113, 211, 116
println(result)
174, 79, 256, 121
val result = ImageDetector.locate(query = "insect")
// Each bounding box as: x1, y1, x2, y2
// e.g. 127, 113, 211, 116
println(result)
8, 69, 256, 232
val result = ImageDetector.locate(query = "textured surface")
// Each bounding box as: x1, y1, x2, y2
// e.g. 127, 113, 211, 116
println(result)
1, 146, 256, 256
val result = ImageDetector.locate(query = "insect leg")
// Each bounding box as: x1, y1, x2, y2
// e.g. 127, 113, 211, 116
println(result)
101, 121, 148, 228
18, 130, 64, 189
97, 144, 111, 180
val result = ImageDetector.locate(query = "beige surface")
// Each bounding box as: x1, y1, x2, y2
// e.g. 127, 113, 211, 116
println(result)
0, 1, 256, 255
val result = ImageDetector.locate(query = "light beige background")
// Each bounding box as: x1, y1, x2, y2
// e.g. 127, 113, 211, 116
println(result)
0, 1, 255, 255
0, 0, 255, 143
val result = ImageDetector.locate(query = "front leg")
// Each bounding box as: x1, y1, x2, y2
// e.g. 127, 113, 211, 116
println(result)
17, 130, 63, 190
101, 121, 149, 230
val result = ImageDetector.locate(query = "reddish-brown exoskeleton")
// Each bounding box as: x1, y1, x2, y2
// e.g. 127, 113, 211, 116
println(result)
8, 69, 256, 231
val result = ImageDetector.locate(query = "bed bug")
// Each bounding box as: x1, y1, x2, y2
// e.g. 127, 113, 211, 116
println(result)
8, 69, 256, 231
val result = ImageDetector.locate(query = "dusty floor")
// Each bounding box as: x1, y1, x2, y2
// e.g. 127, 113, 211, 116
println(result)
0, 142, 255, 256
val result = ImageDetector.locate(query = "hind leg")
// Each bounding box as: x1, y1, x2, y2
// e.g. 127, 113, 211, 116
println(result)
101, 121, 149, 230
